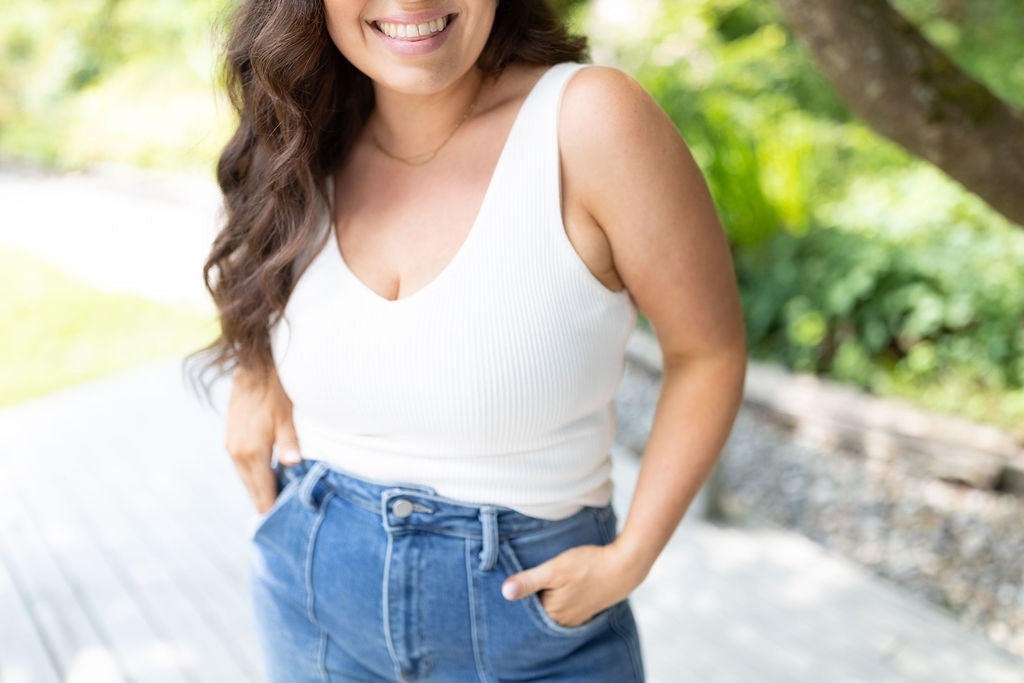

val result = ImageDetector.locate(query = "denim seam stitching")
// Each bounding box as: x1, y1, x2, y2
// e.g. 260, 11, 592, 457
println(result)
465, 538, 492, 683
595, 508, 645, 682
501, 515, 593, 545
321, 481, 613, 538
302, 488, 335, 683
380, 513, 603, 543
381, 517, 405, 679
331, 488, 387, 515
299, 461, 330, 508
317, 631, 329, 683
609, 605, 644, 682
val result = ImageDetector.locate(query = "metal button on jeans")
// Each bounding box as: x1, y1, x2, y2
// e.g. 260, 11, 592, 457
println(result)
392, 498, 413, 518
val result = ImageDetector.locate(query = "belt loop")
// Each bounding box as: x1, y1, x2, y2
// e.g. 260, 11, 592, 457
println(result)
478, 506, 498, 571
298, 461, 330, 509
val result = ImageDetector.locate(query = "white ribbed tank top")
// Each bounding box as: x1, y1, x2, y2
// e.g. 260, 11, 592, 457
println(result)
271, 61, 638, 520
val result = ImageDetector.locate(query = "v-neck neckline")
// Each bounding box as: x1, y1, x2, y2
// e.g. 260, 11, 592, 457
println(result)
325, 63, 562, 306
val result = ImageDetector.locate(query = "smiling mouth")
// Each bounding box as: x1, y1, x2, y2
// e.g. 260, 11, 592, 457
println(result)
369, 13, 458, 41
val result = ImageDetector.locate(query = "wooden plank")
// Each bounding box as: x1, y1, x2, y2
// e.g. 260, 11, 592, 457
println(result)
75, 445, 263, 680
21, 452, 256, 683
0, 496, 62, 683
2, 455, 192, 683
0, 473, 128, 682
0, 362, 269, 681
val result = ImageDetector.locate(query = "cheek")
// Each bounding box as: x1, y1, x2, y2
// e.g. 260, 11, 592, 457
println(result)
323, 3, 365, 56
464, 13, 496, 52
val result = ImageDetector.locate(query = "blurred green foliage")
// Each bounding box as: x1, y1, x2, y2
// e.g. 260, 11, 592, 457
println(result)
2, 0, 1023, 435
589, 0, 1024, 436
1, 0, 234, 176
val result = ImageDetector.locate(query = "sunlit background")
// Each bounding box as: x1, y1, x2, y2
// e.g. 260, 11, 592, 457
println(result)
4, 0, 1024, 431
2, 0, 1023, 681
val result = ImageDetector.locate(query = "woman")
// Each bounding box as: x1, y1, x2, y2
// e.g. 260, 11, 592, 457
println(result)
188, 0, 747, 680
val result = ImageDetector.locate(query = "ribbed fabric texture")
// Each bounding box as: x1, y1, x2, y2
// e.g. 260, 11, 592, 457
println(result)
271, 61, 638, 520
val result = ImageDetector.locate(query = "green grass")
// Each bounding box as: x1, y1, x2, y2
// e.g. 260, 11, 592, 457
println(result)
0, 244, 219, 407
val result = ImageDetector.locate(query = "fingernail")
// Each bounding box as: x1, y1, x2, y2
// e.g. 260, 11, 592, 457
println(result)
502, 581, 518, 600
280, 449, 302, 464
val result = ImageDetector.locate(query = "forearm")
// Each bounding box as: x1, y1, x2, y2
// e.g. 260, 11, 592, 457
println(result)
609, 347, 748, 584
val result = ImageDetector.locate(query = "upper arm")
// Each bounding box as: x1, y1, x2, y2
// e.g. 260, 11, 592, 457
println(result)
559, 65, 747, 362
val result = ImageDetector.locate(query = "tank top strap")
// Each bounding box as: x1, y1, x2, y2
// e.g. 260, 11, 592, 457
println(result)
475, 60, 593, 244
476, 61, 608, 287
530, 61, 593, 218
475, 60, 589, 217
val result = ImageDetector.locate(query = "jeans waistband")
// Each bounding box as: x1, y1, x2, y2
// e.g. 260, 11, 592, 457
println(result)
274, 457, 613, 572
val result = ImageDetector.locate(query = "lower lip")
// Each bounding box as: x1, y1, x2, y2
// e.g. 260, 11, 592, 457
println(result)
370, 14, 456, 56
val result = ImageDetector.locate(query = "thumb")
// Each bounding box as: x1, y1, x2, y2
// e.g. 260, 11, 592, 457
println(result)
502, 563, 551, 601
275, 418, 303, 465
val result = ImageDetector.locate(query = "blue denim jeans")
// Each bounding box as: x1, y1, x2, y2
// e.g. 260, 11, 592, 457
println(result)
246, 458, 646, 682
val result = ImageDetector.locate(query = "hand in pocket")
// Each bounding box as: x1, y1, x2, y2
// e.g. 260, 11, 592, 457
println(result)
224, 364, 304, 515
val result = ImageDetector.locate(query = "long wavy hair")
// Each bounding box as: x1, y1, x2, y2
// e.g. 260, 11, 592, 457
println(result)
183, 0, 590, 405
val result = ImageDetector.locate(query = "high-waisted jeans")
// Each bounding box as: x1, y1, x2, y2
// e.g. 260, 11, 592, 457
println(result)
246, 457, 646, 682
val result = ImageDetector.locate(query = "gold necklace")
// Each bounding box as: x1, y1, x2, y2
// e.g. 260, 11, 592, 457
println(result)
369, 73, 488, 166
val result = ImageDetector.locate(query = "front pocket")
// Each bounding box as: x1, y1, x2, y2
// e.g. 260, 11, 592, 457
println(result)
497, 516, 616, 638
248, 471, 303, 540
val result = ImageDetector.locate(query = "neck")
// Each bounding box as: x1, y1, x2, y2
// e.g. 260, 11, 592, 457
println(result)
367, 67, 488, 157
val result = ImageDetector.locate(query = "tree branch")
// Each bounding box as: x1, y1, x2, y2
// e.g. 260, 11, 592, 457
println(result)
774, 0, 1024, 227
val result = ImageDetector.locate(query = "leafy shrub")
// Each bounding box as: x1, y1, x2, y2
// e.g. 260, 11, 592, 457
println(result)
586, 0, 1024, 435
737, 221, 1024, 387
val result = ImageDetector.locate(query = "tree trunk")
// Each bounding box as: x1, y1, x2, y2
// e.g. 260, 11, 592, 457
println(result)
774, 0, 1024, 228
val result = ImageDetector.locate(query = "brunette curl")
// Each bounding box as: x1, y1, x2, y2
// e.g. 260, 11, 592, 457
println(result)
183, 0, 589, 405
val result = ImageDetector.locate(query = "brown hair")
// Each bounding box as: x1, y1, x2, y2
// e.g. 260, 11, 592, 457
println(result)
183, 0, 589, 404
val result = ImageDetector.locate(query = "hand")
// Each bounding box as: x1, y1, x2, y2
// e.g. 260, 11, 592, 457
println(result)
225, 364, 303, 515
500, 542, 642, 628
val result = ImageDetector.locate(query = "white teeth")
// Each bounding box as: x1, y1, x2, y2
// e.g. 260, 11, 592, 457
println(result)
375, 15, 448, 39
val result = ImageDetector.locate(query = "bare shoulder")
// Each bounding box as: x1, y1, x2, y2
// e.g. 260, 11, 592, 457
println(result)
561, 64, 656, 126
557, 64, 708, 243
557, 65, 746, 359
558, 64, 692, 189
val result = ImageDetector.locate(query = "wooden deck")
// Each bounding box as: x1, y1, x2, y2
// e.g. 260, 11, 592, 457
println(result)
1, 358, 1021, 682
